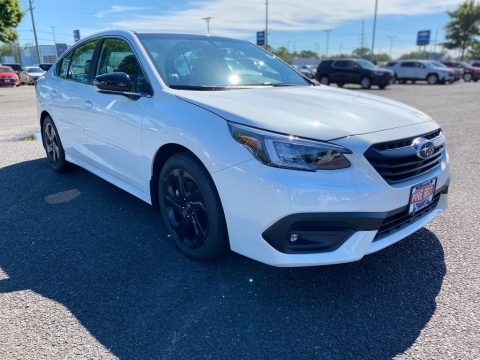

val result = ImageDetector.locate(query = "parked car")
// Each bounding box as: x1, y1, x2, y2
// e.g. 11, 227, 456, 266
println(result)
0, 65, 20, 87
36, 30, 450, 267
384, 60, 454, 84
471, 62, 480, 68
292, 65, 315, 79
20, 66, 45, 85
441, 61, 480, 82
315, 59, 394, 89
430, 61, 462, 82
1, 63, 22, 78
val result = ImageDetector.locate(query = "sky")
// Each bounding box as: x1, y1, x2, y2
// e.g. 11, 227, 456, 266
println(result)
15, 0, 465, 59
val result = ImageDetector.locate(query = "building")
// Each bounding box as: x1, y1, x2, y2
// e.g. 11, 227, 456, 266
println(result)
21, 45, 57, 66
20, 43, 69, 66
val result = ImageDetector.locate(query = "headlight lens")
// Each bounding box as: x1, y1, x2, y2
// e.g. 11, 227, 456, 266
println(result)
229, 123, 351, 171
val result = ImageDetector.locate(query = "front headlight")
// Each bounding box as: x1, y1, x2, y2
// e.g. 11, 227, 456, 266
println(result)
229, 123, 351, 171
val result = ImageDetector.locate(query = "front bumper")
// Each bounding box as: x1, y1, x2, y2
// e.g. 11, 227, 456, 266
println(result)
213, 123, 450, 267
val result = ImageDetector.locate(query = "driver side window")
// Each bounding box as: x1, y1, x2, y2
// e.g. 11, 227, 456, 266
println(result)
96, 38, 151, 93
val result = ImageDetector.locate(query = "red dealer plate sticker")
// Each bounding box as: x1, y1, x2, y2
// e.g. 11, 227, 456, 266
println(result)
409, 178, 437, 214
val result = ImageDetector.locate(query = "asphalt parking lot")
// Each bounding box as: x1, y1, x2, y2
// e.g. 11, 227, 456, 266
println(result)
0, 83, 479, 359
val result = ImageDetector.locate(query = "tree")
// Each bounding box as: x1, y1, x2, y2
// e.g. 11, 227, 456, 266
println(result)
352, 47, 371, 58
0, 0, 24, 43
398, 50, 446, 60
444, 0, 480, 60
271, 47, 293, 64
298, 50, 319, 59
468, 40, 480, 59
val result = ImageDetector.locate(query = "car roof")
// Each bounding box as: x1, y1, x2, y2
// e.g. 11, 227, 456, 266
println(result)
76, 29, 244, 44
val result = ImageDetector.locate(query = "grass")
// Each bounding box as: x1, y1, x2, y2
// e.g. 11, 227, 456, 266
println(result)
20, 134, 36, 141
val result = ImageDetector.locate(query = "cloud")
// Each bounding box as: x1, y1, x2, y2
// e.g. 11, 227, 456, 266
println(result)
95, 5, 146, 18
106, 0, 462, 37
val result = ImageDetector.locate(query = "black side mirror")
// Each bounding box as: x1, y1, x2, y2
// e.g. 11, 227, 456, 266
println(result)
93, 72, 133, 92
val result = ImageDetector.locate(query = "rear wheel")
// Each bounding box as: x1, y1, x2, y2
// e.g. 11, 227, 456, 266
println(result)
463, 73, 472, 82
158, 153, 228, 260
42, 116, 70, 173
360, 76, 371, 89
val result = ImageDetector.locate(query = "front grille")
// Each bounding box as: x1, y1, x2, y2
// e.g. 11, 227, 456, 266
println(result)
374, 192, 442, 241
364, 129, 445, 184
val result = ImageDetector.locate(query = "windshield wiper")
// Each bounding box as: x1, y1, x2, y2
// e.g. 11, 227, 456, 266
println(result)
169, 85, 230, 91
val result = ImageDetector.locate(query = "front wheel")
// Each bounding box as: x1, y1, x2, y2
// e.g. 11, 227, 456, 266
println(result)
158, 153, 229, 261
360, 76, 371, 89
318, 75, 330, 85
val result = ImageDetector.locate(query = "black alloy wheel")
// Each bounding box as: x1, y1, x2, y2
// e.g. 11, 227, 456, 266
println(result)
42, 116, 69, 172
158, 153, 228, 260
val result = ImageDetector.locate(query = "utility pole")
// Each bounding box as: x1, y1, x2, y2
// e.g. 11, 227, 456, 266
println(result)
324, 29, 332, 58
51, 26, 58, 61
371, 0, 379, 58
387, 35, 396, 59
28, 0, 41, 64
201, 17, 212, 35
360, 19, 365, 58
265, 0, 269, 49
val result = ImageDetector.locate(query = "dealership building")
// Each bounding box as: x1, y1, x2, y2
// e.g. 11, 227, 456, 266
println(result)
20, 44, 69, 66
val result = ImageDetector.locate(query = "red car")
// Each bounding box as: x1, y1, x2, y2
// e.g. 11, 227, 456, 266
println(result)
0, 66, 20, 87
442, 61, 480, 82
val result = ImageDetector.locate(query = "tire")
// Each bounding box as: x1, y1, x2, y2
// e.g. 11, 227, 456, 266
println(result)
41, 116, 70, 173
379, 84, 387, 90
427, 74, 438, 85
319, 75, 330, 85
463, 73, 472, 82
360, 76, 371, 89
337, 83, 344, 88
158, 153, 229, 261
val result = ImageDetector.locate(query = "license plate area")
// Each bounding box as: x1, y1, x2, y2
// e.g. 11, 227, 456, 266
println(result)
409, 178, 437, 214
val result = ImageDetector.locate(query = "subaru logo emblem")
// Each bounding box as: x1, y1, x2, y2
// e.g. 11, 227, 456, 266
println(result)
412, 137, 435, 159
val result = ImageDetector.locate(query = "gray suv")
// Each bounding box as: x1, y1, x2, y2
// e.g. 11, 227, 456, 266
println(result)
385, 60, 454, 85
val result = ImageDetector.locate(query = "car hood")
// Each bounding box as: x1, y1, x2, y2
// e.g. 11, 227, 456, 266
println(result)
176, 85, 433, 140
27, 72, 44, 77
0, 72, 16, 78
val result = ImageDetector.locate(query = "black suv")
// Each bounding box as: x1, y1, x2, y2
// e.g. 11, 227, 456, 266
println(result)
315, 59, 394, 89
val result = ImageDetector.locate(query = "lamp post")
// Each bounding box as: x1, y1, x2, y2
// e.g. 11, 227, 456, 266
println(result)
201, 17, 212, 35
371, 0, 379, 58
51, 26, 58, 61
387, 35, 396, 59
324, 29, 332, 58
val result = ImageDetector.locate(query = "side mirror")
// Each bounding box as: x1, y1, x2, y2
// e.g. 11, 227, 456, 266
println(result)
93, 72, 133, 92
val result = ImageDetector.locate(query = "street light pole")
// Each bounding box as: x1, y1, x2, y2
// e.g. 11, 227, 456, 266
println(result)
201, 17, 212, 35
28, 0, 41, 64
324, 29, 332, 58
265, 0, 269, 49
51, 26, 58, 61
371, 0, 379, 58
387, 35, 396, 59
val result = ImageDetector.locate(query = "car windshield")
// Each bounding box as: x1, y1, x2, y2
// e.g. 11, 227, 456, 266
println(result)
357, 59, 376, 70
138, 34, 309, 89
431, 62, 446, 68
27, 67, 43, 73
0, 66, 13, 73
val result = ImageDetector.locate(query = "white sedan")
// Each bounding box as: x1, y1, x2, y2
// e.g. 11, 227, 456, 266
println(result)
20, 66, 45, 85
36, 30, 450, 267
